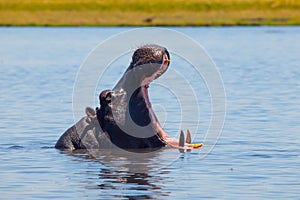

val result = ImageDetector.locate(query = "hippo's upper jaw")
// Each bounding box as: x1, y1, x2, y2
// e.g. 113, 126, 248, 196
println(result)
141, 52, 170, 88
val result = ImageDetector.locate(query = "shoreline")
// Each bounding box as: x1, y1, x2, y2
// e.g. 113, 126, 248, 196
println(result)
1, 0, 299, 27
1, 24, 300, 27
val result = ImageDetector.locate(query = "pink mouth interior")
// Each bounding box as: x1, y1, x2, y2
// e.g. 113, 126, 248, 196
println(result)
140, 58, 169, 125
143, 85, 151, 109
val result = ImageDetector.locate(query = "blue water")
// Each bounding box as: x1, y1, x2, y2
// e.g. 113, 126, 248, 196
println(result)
1, 27, 300, 199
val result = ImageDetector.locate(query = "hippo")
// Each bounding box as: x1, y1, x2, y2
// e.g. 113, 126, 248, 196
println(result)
55, 44, 201, 150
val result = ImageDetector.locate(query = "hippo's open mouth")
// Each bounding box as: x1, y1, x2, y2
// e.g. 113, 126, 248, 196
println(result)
141, 53, 170, 110
56, 44, 202, 150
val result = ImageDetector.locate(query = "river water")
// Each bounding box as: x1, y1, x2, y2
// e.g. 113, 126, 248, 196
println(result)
0, 27, 299, 199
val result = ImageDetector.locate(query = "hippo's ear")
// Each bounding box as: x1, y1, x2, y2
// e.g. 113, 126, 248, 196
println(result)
99, 90, 112, 107
85, 107, 96, 118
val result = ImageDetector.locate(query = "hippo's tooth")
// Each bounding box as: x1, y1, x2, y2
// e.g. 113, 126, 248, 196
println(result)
179, 130, 185, 147
186, 130, 191, 144
179, 130, 185, 153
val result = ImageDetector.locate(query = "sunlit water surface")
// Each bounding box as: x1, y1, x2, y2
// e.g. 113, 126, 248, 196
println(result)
1, 27, 300, 199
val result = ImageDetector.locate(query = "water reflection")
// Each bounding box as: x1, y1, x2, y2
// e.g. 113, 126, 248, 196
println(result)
64, 148, 175, 199
97, 168, 167, 199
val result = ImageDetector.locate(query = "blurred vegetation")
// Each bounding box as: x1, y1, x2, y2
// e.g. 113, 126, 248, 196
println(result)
1, 0, 300, 26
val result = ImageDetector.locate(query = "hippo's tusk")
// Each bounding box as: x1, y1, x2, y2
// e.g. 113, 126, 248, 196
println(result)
186, 129, 191, 144
179, 130, 185, 153
179, 130, 185, 147
191, 143, 203, 148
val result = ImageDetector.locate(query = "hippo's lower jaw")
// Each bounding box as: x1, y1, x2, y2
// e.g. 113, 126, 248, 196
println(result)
54, 108, 202, 151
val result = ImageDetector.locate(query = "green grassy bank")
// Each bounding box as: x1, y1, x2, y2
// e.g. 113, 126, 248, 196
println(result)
1, 0, 300, 26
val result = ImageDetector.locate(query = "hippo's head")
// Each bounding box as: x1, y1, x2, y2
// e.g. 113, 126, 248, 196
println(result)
115, 44, 170, 91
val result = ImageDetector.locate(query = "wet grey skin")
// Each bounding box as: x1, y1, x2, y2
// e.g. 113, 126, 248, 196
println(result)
55, 44, 171, 150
